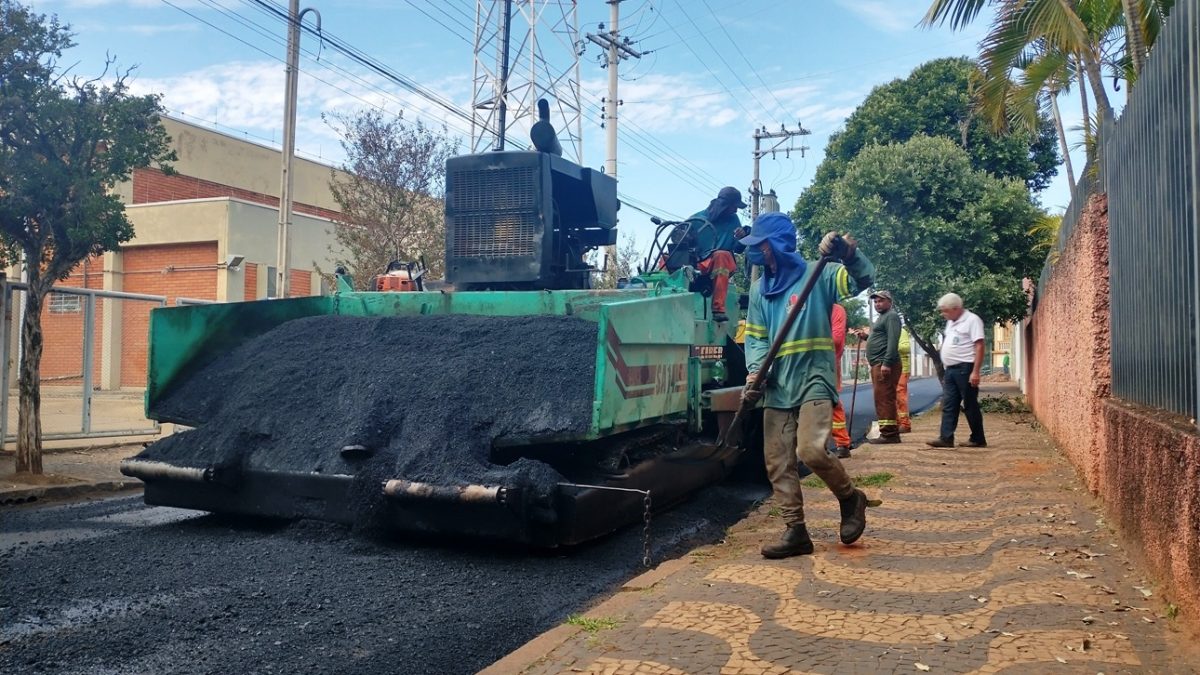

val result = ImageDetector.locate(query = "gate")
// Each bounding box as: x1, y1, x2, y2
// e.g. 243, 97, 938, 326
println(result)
0, 281, 169, 444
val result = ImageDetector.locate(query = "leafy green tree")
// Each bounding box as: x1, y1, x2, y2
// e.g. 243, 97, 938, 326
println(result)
795, 58, 1059, 237
840, 297, 869, 330
796, 136, 1042, 376
0, 0, 174, 473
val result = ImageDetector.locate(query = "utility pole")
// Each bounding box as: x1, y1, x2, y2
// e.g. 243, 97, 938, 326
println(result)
750, 123, 811, 220
586, 1, 642, 271
275, 0, 320, 299
587, 0, 643, 178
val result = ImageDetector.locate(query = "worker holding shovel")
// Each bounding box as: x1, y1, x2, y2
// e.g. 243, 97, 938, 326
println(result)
738, 213, 876, 559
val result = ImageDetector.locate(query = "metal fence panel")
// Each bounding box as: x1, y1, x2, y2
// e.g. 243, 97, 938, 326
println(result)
0, 282, 168, 445
1106, 1, 1200, 419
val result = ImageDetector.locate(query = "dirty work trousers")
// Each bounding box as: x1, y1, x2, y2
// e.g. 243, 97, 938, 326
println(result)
870, 363, 902, 439
939, 362, 986, 443
697, 250, 736, 315
896, 372, 911, 432
763, 401, 855, 526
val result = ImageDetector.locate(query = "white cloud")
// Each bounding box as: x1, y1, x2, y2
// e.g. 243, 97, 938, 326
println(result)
123, 23, 200, 36
836, 0, 924, 33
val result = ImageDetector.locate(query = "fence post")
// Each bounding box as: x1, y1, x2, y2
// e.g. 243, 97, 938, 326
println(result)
81, 293, 95, 434
0, 281, 8, 446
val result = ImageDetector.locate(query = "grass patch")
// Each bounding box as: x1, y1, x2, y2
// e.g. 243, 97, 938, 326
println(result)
802, 471, 895, 489
766, 506, 783, 518
1166, 604, 1180, 620
978, 394, 1031, 414
565, 615, 621, 633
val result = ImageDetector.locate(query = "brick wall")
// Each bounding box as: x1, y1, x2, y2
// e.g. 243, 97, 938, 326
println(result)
120, 242, 218, 387
40, 256, 105, 384
131, 167, 340, 220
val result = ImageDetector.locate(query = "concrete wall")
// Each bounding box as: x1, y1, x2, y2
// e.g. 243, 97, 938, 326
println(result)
1028, 192, 1200, 624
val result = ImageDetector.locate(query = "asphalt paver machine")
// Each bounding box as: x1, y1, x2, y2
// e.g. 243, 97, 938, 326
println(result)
122, 148, 757, 546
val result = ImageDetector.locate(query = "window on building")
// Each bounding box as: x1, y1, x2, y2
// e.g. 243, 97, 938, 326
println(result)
266, 266, 278, 298
48, 292, 82, 314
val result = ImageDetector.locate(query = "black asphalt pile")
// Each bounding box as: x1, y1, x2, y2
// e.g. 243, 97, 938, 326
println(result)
138, 314, 598, 501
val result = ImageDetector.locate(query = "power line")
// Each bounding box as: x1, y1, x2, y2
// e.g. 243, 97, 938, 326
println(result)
191, 0, 477, 140
658, 0, 760, 121
401, 0, 474, 44
699, 0, 790, 119
669, 0, 777, 121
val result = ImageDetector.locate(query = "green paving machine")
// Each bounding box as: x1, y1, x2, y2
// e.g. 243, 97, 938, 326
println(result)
121, 148, 757, 546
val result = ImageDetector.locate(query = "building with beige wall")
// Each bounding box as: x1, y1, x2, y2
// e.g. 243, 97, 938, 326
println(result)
31, 116, 347, 390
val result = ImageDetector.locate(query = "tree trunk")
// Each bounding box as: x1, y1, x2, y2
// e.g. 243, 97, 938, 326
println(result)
1121, 0, 1148, 80
1049, 92, 1076, 191
907, 324, 946, 383
15, 273, 47, 475
1079, 64, 1093, 164
1080, 50, 1114, 124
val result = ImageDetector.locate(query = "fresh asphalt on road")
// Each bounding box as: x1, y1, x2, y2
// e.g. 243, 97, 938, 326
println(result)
0, 378, 941, 675
840, 375, 944, 445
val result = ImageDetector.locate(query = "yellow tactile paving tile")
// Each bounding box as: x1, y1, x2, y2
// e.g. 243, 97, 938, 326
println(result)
707, 564, 1113, 645
969, 630, 1141, 673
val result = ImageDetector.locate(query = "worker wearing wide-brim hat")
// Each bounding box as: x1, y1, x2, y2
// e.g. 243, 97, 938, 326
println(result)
738, 213, 876, 559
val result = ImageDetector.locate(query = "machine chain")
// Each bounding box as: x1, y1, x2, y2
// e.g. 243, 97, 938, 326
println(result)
642, 490, 653, 568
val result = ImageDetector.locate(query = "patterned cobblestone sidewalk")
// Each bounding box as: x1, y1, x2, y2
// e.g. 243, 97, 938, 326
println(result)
486, 409, 1200, 675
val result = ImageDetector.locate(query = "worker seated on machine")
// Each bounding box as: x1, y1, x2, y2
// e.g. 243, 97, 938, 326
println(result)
657, 186, 748, 322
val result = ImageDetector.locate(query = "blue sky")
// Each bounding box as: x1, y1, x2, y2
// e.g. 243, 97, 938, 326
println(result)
30, 0, 1096, 248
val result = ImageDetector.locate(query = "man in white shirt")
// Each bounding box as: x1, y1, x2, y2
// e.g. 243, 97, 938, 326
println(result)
927, 292, 987, 448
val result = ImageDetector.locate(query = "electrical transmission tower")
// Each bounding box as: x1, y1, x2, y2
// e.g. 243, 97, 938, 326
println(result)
471, 0, 584, 162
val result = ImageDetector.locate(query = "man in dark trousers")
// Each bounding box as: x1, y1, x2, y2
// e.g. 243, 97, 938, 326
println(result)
853, 290, 902, 444
928, 292, 987, 448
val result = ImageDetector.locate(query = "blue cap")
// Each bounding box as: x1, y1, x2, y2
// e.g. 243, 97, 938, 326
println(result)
737, 212, 796, 248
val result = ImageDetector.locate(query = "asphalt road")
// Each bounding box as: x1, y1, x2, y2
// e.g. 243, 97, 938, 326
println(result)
0, 379, 941, 675
840, 375, 943, 445
0, 483, 766, 675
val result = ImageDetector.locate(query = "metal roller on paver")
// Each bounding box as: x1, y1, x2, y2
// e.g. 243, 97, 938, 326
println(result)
121, 117, 757, 546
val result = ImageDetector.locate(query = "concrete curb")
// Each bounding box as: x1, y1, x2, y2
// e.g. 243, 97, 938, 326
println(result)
0, 478, 141, 506
480, 559, 693, 675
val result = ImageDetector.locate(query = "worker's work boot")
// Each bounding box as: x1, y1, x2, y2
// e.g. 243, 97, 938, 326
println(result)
838, 489, 868, 545
835, 446, 852, 459
761, 523, 814, 559
962, 439, 988, 448
713, 311, 729, 322
867, 436, 900, 445
926, 437, 955, 448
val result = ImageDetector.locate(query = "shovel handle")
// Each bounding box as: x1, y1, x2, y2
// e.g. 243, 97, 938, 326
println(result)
720, 256, 834, 447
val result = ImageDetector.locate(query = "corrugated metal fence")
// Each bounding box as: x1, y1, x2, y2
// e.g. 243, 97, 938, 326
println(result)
1106, 0, 1200, 419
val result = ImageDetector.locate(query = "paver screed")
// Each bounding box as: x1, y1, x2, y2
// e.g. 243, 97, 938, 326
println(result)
504, 410, 1200, 675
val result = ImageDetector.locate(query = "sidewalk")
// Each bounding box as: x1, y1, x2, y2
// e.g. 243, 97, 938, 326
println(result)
486, 405, 1200, 674
0, 444, 142, 504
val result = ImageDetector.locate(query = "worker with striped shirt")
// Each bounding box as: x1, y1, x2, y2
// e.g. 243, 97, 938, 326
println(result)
739, 213, 875, 559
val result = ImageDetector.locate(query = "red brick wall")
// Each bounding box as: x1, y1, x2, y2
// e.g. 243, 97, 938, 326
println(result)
120, 242, 218, 387
130, 167, 340, 220
245, 263, 258, 300
41, 256, 105, 384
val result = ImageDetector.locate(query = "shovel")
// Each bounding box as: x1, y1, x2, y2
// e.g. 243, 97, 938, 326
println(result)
719, 256, 832, 449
